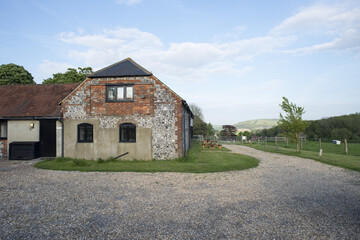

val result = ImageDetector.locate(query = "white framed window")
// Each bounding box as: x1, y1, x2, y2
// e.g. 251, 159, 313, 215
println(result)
106, 85, 134, 102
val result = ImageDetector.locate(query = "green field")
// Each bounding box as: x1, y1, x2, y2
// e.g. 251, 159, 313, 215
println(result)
35, 142, 259, 173
256, 140, 360, 156
241, 140, 360, 172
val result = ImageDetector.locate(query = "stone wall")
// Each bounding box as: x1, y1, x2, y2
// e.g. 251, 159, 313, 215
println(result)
62, 75, 184, 160
0, 140, 7, 160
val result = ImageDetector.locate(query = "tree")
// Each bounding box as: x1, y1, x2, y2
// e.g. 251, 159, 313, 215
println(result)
220, 125, 237, 136
278, 97, 309, 152
331, 128, 352, 140
189, 103, 204, 120
0, 63, 35, 85
193, 115, 208, 135
207, 123, 215, 137
42, 67, 93, 84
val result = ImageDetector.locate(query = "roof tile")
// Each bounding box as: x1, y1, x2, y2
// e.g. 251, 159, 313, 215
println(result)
0, 83, 79, 118
89, 58, 152, 78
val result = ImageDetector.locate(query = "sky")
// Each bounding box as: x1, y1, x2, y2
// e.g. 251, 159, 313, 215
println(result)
0, 0, 359, 125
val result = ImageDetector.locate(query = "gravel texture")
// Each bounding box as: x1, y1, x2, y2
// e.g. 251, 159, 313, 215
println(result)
0, 145, 359, 239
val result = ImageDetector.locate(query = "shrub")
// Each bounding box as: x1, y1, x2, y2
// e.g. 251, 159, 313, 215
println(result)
97, 158, 105, 164
72, 159, 88, 167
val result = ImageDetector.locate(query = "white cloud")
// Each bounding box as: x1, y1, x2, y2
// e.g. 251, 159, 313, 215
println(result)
56, 27, 262, 83
50, 1, 360, 85
115, 0, 142, 5
38, 60, 74, 81
272, 4, 360, 54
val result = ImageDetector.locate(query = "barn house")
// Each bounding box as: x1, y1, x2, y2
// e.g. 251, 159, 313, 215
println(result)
0, 58, 193, 160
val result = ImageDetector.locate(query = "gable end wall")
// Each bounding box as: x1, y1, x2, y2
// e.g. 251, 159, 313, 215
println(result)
62, 76, 184, 160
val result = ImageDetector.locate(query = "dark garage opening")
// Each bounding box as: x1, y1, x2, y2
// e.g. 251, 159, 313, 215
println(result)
9, 142, 40, 160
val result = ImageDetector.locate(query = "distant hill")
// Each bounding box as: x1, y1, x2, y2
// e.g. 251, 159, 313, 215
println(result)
214, 119, 278, 132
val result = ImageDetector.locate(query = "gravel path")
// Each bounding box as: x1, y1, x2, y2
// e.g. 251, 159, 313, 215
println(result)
1, 145, 359, 239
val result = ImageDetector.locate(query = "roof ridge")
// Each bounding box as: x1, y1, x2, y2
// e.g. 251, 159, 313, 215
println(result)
88, 58, 129, 77
126, 58, 152, 75
88, 58, 152, 78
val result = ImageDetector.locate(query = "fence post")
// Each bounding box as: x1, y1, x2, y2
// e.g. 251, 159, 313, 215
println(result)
258, 138, 259, 146
286, 137, 288, 148
345, 139, 348, 155
241, 134, 243, 144
319, 138, 322, 156
300, 136, 303, 150
275, 136, 278, 150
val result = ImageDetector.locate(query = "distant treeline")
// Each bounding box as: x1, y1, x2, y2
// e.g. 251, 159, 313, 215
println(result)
257, 113, 360, 142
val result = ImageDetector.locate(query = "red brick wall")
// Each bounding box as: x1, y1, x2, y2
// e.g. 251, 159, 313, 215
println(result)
90, 83, 156, 116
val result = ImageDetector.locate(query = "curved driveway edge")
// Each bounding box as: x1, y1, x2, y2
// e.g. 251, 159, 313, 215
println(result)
1, 146, 359, 239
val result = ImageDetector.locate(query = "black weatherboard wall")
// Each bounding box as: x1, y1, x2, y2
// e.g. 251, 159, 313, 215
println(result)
40, 120, 56, 157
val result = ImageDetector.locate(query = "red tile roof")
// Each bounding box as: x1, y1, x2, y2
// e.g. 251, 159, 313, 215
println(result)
0, 83, 79, 118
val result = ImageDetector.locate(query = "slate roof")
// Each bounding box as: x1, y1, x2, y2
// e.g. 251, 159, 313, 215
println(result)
0, 83, 79, 118
89, 58, 152, 78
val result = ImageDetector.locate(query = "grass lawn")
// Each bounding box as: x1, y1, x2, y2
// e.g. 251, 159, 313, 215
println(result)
34, 142, 259, 173
244, 143, 360, 172
260, 140, 360, 156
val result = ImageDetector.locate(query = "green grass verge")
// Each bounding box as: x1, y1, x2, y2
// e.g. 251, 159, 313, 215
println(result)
34, 142, 259, 173
244, 143, 360, 172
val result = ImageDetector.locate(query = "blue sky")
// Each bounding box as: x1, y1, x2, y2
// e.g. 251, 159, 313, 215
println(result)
1, 0, 359, 124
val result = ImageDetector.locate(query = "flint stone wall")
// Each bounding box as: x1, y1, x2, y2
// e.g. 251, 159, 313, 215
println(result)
62, 76, 180, 160
0, 140, 7, 160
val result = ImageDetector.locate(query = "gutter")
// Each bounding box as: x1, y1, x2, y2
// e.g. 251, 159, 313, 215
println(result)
0, 116, 62, 120
59, 118, 64, 158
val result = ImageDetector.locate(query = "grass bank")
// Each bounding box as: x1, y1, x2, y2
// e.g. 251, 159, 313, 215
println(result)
35, 142, 259, 173
241, 143, 360, 172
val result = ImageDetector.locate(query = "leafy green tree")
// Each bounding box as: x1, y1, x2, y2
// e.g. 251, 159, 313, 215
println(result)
242, 131, 252, 139
220, 125, 237, 136
207, 123, 215, 136
189, 103, 204, 120
0, 63, 35, 85
193, 116, 208, 135
42, 67, 93, 84
331, 128, 352, 140
188, 103, 216, 137
278, 97, 309, 152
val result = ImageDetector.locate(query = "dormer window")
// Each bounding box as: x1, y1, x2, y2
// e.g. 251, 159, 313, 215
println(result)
106, 85, 134, 102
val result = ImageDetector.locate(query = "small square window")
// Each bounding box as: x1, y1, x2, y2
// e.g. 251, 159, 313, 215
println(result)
78, 123, 93, 143
106, 85, 134, 102
119, 123, 136, 142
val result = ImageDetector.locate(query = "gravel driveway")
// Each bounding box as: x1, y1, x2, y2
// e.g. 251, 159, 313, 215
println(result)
1, 145, 359, 239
